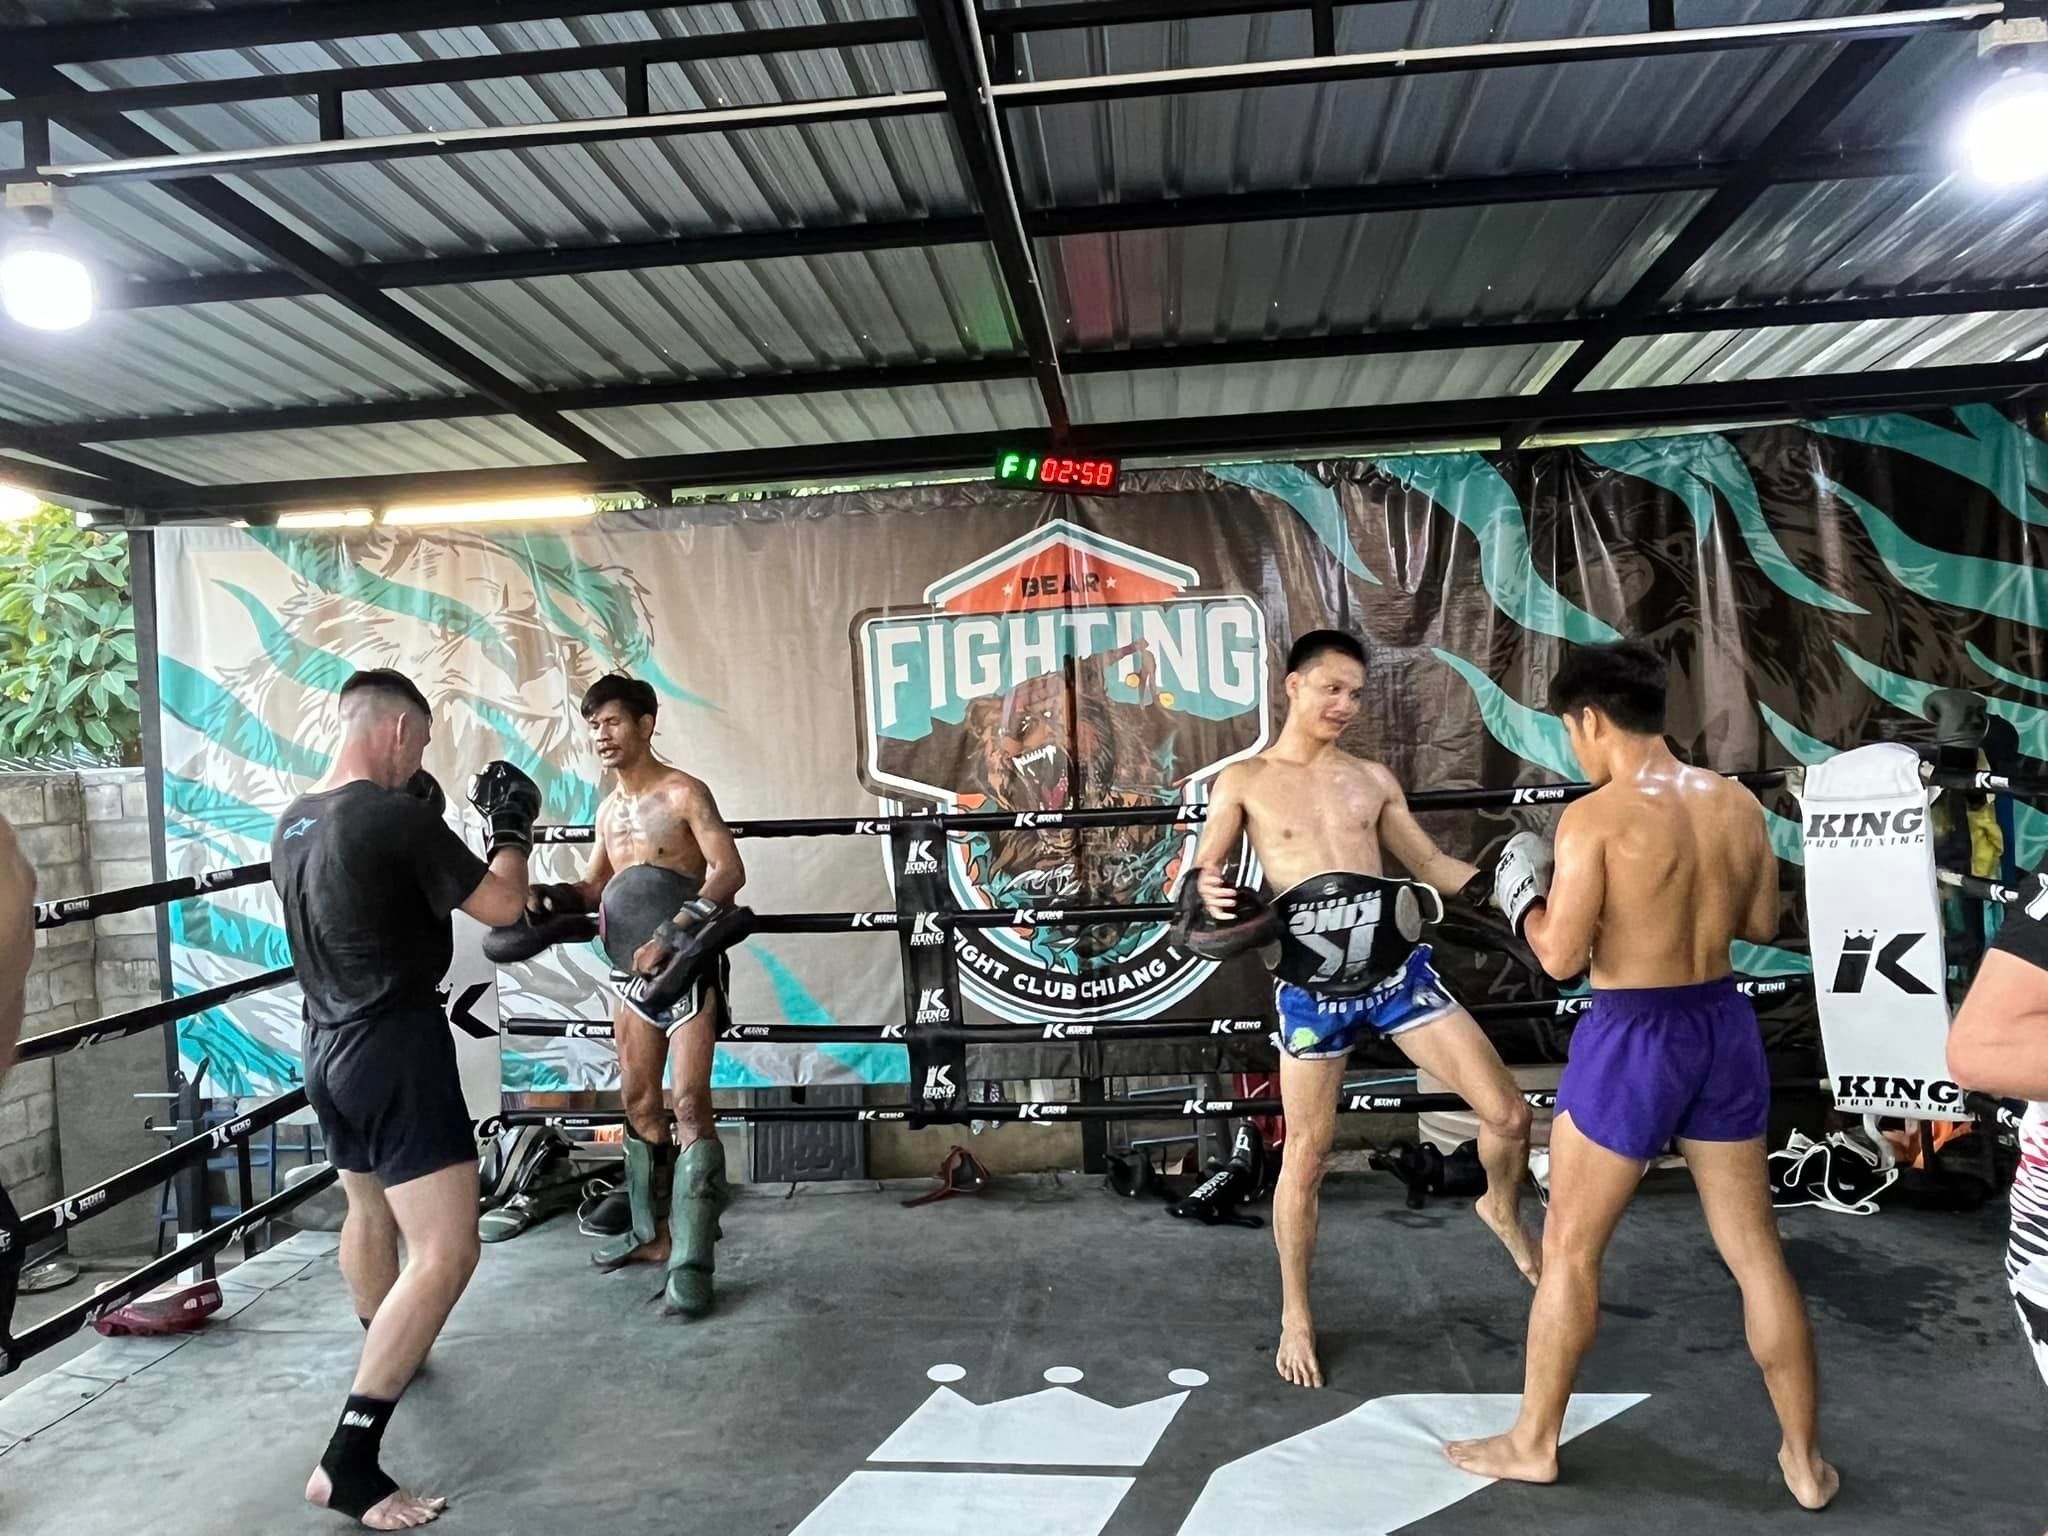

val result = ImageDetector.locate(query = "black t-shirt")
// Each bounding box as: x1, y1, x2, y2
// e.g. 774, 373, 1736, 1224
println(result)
270, 780, 490, 1029
1992, 871, 2048, 973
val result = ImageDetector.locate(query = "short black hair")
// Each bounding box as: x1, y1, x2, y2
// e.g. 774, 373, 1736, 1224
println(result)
340, 666, 430, 717
580, 673, 657, 723
1287, 629, 1367, 675
1547, 640, 1666, 734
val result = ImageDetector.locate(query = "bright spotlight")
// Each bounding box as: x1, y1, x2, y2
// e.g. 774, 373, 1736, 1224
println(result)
0, 227, 94, 331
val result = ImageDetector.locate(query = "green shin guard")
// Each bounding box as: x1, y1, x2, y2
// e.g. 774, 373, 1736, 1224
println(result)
591, 1132, 675, 1270
663, 1137, 730, 1317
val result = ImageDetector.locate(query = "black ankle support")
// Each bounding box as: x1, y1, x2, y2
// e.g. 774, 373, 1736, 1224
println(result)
320, 1393, 399, 1521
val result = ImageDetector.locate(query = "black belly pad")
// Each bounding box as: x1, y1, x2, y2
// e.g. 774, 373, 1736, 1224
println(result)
599, 864, 703, 970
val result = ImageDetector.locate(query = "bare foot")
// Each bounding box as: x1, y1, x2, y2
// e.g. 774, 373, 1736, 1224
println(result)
619, 1234, 671, 1266
305, 1464, 448, 1529
1778, 1444, 1840, 1510
1276, 1319, 1323, 1388
1475, 1193, 1542, 1285
1445, 1431, 1558, 1484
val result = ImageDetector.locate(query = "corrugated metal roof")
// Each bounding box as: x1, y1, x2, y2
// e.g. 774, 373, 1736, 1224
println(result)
1006, 0, 1886, 206
1071, 343, 1553, 424
0, 295, 468, 423
1041, 192, 1708, 352
1583, 309, 2048, 391
0, 0, 2036, 503
1672, 175, 2048, 304
93, 413, 580, 483
394, 242, 1015, 387
45, 3, 958, 265
573, 375, 1046, 455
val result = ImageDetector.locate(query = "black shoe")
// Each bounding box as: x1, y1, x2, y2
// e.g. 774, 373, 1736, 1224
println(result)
578, 1177, 632, 1237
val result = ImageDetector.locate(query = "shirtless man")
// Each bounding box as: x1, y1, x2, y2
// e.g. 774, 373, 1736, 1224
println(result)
1183, 629, 1538, 1390
528, 673, 747, 1318
1445, 638, 1837, 1510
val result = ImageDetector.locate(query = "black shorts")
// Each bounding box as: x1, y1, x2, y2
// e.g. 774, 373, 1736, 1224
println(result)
304, 1008, 477, 1188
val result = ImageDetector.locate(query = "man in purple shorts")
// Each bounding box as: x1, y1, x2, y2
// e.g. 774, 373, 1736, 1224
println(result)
1445, 639, 1838, 1511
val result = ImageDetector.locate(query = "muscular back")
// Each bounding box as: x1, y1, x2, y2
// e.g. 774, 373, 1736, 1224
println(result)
598, 768, 711, 878
1577, 766, 1777, 988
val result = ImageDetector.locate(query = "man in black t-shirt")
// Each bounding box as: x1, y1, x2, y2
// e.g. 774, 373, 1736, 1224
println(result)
271, 668, 539, 1530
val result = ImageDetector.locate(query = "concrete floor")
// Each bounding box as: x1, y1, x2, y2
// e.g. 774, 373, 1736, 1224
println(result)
1, 1171, 2041, 1534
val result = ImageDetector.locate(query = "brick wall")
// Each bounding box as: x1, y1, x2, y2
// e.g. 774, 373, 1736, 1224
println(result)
0, 768, 161, 1227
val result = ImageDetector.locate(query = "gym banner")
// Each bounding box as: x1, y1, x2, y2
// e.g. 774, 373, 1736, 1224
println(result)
151, 405, 2048, 1093
1798, 744, 1960, 1119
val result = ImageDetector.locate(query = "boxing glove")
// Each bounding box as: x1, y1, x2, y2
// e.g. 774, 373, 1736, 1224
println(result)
1491, 830, 1554, 938
527, 881, 588, 917
469, 760, 543, 857
403, 768, 446, 820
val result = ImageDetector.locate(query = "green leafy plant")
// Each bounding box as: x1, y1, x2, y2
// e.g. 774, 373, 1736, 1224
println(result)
0, 505, 140, 763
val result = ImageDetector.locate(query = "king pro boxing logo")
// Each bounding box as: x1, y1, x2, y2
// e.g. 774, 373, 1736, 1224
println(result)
852, 520, 1270, 1022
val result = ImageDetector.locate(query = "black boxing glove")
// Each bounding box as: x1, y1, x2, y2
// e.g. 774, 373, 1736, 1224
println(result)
527, 881, 588, 917
468, 760, 543, 857
403, 768, 446, 820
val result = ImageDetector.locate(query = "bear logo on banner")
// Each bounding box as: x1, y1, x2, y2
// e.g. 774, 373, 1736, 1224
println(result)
851, 520, 1271, 1023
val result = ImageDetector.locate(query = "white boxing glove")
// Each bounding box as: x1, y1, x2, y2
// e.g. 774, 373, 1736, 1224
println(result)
1491, 830, 1554, 937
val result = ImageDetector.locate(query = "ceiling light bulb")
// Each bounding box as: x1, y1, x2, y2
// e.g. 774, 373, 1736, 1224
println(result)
1961, 67, 2048, 186
0, 229, 94, 331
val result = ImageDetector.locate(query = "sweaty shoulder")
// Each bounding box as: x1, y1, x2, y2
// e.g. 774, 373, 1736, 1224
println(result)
1217, 757, 1264, 793
664, 766, 713, 807
1353, 755, 1399, 792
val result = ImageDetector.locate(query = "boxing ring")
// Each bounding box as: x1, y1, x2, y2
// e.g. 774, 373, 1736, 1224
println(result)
2, 758, 2046, 1532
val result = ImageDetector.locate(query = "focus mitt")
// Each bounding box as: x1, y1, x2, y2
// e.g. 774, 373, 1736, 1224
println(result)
483, 905, 598, 964
622, 898, 756, 1018
1169, 873, 1279, 961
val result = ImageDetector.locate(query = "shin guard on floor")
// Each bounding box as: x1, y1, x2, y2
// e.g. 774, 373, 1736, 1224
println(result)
664, 1137, 730, 1318
591, 1131, 675, 1270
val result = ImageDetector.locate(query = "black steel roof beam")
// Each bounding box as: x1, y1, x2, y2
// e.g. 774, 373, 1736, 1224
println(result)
979, 0, 1432, 33
991, 5, 1996, 108
0, 0, 1414, 66
0, 65, 620, 467
107, 145, 1934, 313
916, 0, 1071, 437
117, 217, 992, 310
0, 453, 139, 505
1543, 0, 1936, 396
0, 2, 735, 66
69, 358, 1040, 443
48, 282, 2048, 445
115, 357, 2048, 518
0, 419, 190, 496
24, 90, 945, 188
0, 19, 924, 126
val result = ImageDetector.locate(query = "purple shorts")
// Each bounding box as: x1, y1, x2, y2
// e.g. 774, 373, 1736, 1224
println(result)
1556, 977, 1769, 1161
